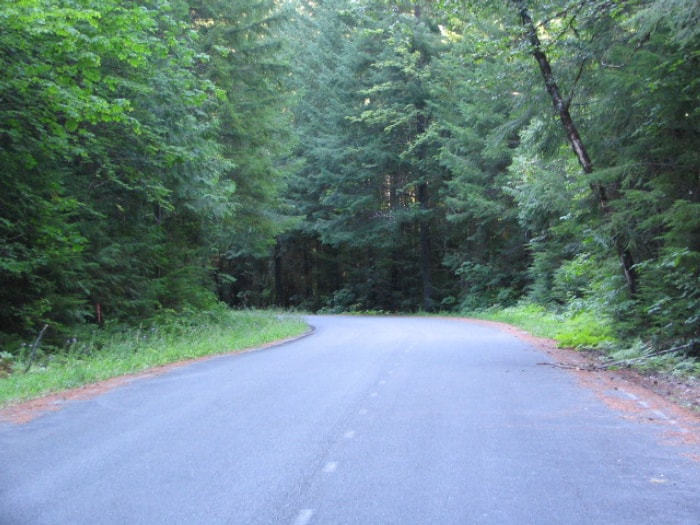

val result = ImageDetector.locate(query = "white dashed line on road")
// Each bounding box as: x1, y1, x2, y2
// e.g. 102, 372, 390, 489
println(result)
293, 509, 314, 525
652, 409, 669, 420
620, 389, 638, 401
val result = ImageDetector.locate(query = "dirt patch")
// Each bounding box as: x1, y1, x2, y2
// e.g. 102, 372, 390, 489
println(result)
461, 318, 700, 450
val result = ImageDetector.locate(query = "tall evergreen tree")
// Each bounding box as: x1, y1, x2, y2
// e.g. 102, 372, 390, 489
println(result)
429, 16, 529, 308
284, 0, 451, 311
189, 0, 297, 306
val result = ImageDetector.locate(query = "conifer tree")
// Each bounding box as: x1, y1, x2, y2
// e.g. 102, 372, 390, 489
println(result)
190, 0, 297, 306
429, 18, 529, 308
285, 0, 452, 310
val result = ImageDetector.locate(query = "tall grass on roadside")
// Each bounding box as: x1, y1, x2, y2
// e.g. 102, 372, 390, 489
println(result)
0, 309, 309, 407
464, 303, 616, 349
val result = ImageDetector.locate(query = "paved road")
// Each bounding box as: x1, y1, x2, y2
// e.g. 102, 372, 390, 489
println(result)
1, 316, 699, 524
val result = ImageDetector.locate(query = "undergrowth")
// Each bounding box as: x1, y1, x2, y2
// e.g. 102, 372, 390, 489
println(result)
464, 303, 616, 349
0, 308, 308, 407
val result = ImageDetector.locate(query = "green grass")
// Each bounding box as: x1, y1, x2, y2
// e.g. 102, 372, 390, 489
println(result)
463, 303, 617, 349
0, 309, 309, 408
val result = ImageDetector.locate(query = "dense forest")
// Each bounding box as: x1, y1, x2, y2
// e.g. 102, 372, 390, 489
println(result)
1, 0, 698, 356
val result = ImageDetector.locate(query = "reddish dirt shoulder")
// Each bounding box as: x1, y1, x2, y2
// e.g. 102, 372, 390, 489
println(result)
0, 358, 213, 424
461, 318, 700, 450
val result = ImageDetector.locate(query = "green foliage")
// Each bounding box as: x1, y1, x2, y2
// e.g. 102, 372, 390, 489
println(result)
466, 303, 561, 339
553, 310, 615, 349
478, 0, 700, 353
320, 289, 362, 314
636, 250, 700, 349
281, 0, 453, 311
466, 302, 615, 350
432, 26, 530, 307
2, 0, 699, 375
191, 0, 299, 304
1, 0, 296, 338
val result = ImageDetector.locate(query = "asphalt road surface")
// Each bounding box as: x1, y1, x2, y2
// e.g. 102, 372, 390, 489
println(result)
1, 315, 699, 524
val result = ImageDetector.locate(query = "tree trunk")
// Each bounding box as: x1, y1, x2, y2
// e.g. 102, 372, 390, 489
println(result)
274, 240, 284, 307
514, 0, 638, 295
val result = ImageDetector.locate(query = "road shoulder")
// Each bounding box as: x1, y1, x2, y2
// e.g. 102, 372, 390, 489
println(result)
459, 317, 700, 455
